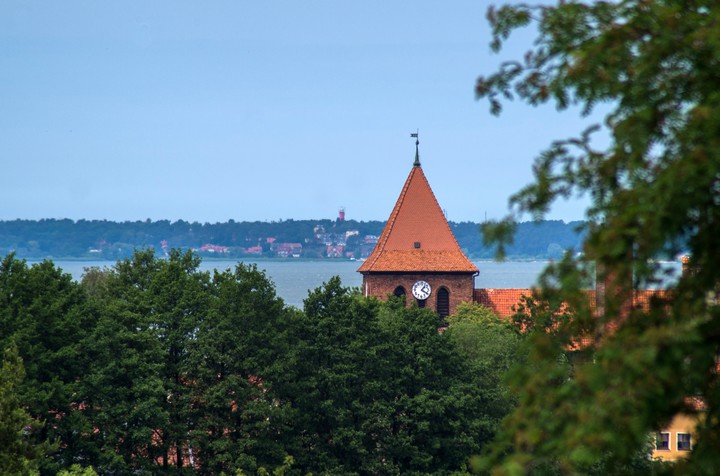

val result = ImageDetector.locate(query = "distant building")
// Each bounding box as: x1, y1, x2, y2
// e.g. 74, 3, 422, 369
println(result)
197, 243, 229, 253
272, 242, 302, 258
652, 398, 702, 461
326, 245, 344, 258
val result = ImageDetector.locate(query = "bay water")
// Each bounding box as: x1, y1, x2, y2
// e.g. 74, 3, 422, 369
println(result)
46, 259, 681, 309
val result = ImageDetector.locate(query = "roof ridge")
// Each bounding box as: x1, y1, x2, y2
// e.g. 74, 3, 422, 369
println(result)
359, 167, 417, 271
415, 166, 468, 256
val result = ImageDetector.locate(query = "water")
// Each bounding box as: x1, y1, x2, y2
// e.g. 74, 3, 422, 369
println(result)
474, 261, 550, 289
48, 259, 364, 309
44, 259, 682, 309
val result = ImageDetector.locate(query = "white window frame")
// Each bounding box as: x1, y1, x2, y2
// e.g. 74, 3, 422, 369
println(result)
677, 432, 692, 451
656, 431, 670, 451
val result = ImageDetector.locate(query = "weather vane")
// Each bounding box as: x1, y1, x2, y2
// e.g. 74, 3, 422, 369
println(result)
411, 129, 420, 167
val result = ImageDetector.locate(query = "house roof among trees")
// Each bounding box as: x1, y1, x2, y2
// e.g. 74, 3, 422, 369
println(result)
475, 288, 671, 319
474, 288, 531, 317
358, 161, 478, 274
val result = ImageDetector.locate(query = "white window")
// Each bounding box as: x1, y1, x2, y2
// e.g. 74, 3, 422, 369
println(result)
656, 432, 670, 451
677, 432, 692, 451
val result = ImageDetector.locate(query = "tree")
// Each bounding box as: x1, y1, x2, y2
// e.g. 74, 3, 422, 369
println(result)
79, 250, 170, 473
0, 254, 91, 474
274, 278, 487, 475
185, 263, 294, 475
276, 277, 388, 474
78, 250, 298, 474
56, 465, 98, 476
444, 304, 525, 459
476, 0, 720, 473
147, 249, 211, 471
0, 345, 47, 476
79, 249, 212, 473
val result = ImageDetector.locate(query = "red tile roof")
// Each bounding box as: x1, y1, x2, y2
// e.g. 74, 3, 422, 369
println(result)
475, 288, 669, 319
358, 165, 478, 274
476, 287, 670, 352
474, 288, 534, 317
633, 289, 671, 311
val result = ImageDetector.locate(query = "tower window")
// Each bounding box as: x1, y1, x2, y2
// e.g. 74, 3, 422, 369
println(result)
393, 286, 406, 298
436, 287, 450, 317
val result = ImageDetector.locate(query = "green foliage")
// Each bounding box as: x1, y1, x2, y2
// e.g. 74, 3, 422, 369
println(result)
79, 249, 214, 473
476, 0, 720, 473
264, 278, 490, 475
79, 251, 170, 472
186, 262, 294, 475
0, 254, 89, 474
256, 455, 295, 476
0, 345, 46, 476
445, 304, 525, 455
447, 302, 514, 328
0, 249, 528, 474
56, 465, 98, 476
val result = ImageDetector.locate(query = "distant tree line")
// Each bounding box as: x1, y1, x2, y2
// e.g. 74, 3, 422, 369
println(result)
0, 218, 585, 261
1, 250, 526, 475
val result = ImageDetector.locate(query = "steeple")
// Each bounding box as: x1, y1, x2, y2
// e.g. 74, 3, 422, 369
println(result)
357, 137, 478, 316
357, 141, 477, 274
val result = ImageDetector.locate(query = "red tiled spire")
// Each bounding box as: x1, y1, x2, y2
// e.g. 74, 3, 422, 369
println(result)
358, 160, 478, 274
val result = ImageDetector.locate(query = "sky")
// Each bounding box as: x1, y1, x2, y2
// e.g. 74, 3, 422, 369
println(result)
2, 1, 599, 224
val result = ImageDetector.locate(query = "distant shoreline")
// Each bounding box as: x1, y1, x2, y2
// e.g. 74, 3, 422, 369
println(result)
0, 218, 587, 262
22, 255, 559, 264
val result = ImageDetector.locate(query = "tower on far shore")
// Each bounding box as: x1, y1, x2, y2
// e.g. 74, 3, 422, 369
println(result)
357, 137, 477, 316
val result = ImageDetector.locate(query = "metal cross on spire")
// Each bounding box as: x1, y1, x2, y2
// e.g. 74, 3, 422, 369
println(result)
410, 130, 420, 167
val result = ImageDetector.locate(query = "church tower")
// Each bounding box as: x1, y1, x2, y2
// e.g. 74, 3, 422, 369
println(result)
358, 137, 478, 316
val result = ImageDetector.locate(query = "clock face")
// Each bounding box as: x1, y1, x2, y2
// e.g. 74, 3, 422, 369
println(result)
411, 280, 432, 300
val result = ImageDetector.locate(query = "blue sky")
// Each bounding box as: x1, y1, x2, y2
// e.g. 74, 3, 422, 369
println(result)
2, 1, 597, 223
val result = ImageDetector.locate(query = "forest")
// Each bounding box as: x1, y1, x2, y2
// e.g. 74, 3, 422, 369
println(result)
0, 218, 585, 261
1, 249, 526, 475
1, 249, 666, 475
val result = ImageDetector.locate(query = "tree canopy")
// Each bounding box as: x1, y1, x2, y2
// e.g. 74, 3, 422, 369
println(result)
0, 250, 525, 474
0, 345, 46, 476
477, 0, 720, 473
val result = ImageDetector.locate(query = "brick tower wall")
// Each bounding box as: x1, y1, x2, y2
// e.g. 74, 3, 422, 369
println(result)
362, 273, 475, 315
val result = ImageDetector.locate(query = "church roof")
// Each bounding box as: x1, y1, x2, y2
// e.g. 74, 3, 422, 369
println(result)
474, 288, 531, 317
358, 159, 478, 274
